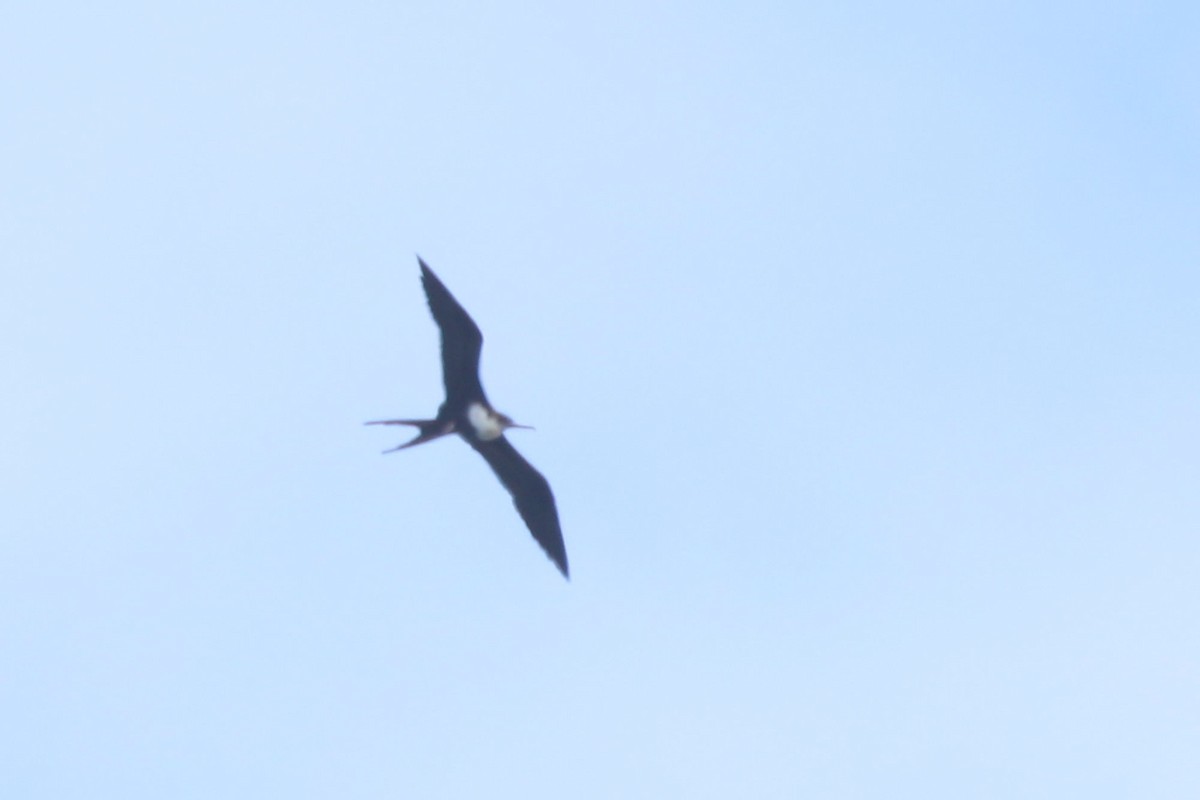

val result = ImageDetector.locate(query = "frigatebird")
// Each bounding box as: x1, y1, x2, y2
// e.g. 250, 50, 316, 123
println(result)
368, 258, 569, 578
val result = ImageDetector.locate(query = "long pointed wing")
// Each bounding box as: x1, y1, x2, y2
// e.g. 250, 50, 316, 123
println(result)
468, 436, 569, 578
418, 258, 486, 408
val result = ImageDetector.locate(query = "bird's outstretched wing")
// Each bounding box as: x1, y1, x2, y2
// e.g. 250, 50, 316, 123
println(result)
469, 436, 569, 578
419, 258, 486, 408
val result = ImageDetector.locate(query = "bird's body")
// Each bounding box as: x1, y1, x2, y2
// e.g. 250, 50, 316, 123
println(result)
368, 259, 569, 578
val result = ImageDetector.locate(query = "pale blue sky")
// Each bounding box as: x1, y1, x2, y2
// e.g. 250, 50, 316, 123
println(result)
3, 2, 1198, 797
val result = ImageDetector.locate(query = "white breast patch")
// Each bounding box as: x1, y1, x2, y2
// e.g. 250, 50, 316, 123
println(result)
467, 402, 503, 440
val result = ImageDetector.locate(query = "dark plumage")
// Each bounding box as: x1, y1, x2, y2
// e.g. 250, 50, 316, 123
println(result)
368, 258, 569, 578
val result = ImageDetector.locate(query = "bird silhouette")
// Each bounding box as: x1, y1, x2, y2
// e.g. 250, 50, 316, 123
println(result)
368, 258, 568, 578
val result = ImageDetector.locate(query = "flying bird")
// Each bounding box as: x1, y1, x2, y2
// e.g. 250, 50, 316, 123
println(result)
368, 258, 569, 578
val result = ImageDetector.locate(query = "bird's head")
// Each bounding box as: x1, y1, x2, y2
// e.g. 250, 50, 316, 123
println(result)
496, 412, 534, 432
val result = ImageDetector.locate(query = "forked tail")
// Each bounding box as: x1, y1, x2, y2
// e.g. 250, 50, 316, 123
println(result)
365, 418, 454, 453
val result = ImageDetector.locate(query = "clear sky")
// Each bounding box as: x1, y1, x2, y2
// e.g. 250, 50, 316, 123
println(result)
3, 2, 1198, 797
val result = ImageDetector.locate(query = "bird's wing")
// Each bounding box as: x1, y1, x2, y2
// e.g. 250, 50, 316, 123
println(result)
468, 436, 569, 578
419, 258, 486, 408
